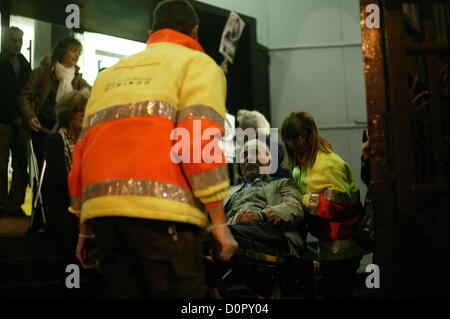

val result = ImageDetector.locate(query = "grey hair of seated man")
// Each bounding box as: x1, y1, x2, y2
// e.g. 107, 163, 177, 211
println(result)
236, 109, 270, 136
239, 139, 271, 182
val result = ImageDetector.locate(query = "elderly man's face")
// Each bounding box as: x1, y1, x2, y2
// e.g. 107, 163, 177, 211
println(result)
6, 31, 23, 57
240, 144, 270, 182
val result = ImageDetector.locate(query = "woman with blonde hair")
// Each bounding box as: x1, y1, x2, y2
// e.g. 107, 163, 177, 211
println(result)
44, 91, 87, 267
44, 90, 105, 297
280, 110, 364, 298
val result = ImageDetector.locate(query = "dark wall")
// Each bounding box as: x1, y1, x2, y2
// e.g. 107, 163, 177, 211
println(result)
192, 1, 270, 121
0, 0, 11, 52
51, 24, 71, 48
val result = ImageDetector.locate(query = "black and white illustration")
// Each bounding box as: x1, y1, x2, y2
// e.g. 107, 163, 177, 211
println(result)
219, 11, 245, 63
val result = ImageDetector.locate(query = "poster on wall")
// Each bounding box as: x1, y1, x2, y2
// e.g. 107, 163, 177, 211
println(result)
219, 11, 245, 64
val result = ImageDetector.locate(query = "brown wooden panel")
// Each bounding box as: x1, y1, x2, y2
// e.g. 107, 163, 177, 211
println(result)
415, 184, 449, 194
421, 0, 449, 297
406, 42, 449, 55
360, 0, 397, 297
360, 0, 448, 297
384, 0, 420, 297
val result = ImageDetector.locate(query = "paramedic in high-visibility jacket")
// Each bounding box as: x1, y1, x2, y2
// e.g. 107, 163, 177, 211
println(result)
67, 0, 238, 298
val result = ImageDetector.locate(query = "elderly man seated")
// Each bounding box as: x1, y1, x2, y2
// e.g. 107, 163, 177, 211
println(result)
224, 139, 305, 257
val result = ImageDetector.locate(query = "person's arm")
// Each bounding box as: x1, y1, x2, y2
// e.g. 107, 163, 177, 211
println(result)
76, 222, 96, 269
233, 180, 305, 226
263, 180, 304, 227
18, 68, 41, 126
177, 56, 237, 261
207, 205, 237, 261
361, 139, 370, 187
79, 86, 90, 97
233, 210, 265, 224
75, 74, 91, 96
300, 158, 361, 222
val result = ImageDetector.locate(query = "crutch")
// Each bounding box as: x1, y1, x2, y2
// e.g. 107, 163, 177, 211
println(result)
29, 138, 47, 231
34, 159, 47, 219
28, 120, 59, 231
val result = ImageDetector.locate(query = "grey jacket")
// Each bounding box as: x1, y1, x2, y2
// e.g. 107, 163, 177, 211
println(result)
224, 178, 305, 257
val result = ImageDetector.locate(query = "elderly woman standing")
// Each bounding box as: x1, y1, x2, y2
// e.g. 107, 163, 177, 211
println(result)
44, 90, 87, 266
280, 111, 364, 299
19, 37, 90, 219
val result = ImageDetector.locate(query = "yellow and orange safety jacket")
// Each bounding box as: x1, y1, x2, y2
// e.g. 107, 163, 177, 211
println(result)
68, 29, 230, 228
293, 150, 364, 260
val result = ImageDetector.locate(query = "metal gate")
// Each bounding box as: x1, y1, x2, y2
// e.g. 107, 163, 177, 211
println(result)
360, 0, 448, 298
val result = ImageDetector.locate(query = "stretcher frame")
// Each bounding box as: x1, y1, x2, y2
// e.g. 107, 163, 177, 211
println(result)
204, 247, 315, 299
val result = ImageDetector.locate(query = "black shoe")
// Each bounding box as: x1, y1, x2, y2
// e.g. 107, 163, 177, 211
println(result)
0, 208, 8, 217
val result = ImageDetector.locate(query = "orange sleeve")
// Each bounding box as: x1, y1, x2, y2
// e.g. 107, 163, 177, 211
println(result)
176, 57, 230, 204
67, 139, 84, 213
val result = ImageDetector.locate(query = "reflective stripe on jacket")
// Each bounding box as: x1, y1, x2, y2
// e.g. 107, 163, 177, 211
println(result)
68, 29, 229, 227
293, 150, 363, 260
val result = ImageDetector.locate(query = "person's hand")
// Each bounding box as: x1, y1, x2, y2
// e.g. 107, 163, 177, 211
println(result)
13, 117, 23, 127
279, 187, 303, 202
234, 210, 263, 223
76, 222, 96, 269
76, 235, 97, 269
80, 86, 90, 97
28, 117, 40, 132
209, 224, 238, 261
361, 140, 370, 160
263, 207, 281, 225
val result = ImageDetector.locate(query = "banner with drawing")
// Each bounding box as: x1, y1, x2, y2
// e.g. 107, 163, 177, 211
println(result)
219, 11, 245, 64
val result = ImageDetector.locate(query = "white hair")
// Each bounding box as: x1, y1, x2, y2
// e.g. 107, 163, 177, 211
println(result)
236, 109, 270, 136
238, 139, 271, 165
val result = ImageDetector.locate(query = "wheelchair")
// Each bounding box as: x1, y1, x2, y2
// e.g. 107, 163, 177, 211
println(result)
203, 223, 316, 299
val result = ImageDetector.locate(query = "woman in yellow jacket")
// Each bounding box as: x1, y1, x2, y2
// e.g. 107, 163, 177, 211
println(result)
281, 111, 364, 298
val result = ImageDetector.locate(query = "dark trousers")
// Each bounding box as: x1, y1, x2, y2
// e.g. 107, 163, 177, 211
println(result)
320, 257, 361, 299
0, 124, 29, 212
46, 203, 79, 265
89, 217, 206, 299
